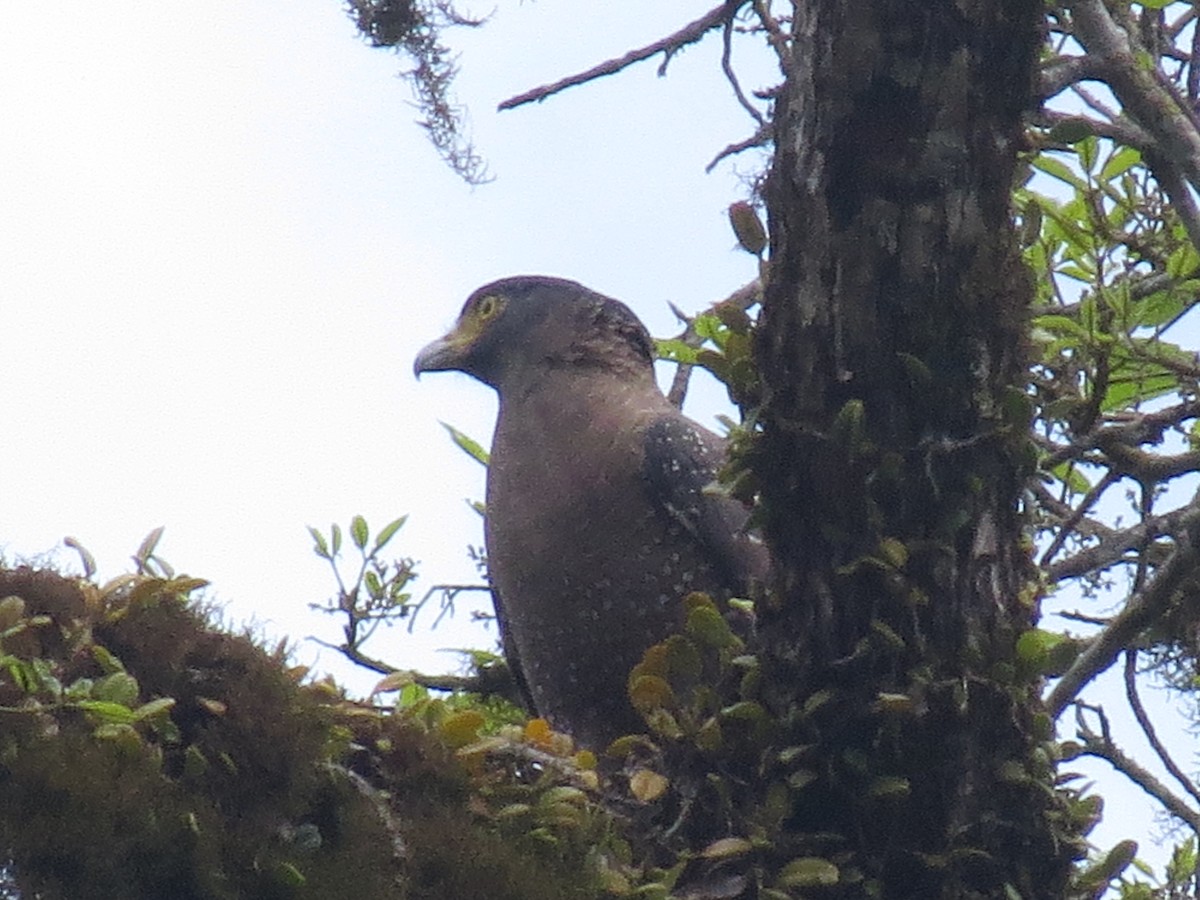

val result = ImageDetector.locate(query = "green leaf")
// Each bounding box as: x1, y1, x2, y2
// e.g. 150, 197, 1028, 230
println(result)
777, 857, 839, 888
1134, 291, 1186, 328
868, 775, 911, 799
364, 569, 383, 599
272, 862, 307, 888
308, 526, 331, 559
91, 644, 126, 674
351, 515, 369, 550
76, 700, 139, 725
441, 421, 490, 466
331, 523, 342, 557
686, 604, 735, 649
1032, 155, 1087, 192
64, 677, 94, 701
1047, 118, 1094, 145
700, 837, 753, 859
1100, 146, 1141, 182
132, 697, 176, 721
92, 671, 140, 706
1037, 202, 1091, 248
1102, 371, 1178, 412
374, 515, 408, 551
1056, 263, 1095, 283
1016, 629, 1075, 676
1077, 839, 1138, 891
1032, 314, 1086, 340
655, 338, 699, 364
1076, 135, 1099, 173
1048, 461, 1091, 496
692, 311, 726, 343
1166, 242, 1200, 279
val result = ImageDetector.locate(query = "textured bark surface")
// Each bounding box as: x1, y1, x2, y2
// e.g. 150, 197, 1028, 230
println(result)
754, 0, 1079, 895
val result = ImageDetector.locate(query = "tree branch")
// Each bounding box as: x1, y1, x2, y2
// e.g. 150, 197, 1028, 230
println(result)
705, 123, 772, 172
1039, 469, 1121, 569
1045, 505, 1188, 583
1146, 145, 1200, 255
498, 3, 744, 111
1039, 55, 1104, 102
1123, 650, 1200, 809
1046, 500, 1200, 717
1076, 701, 1200, 831
1031, 481, 1117, 547
1068, 0, 1200, 196
720, 9, 765, 126
1040, 398, 1200, 470
1035, 108, 1154, 153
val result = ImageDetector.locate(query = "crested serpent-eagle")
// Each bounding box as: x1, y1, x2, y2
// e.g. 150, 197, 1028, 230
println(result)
415, 276, 766, 749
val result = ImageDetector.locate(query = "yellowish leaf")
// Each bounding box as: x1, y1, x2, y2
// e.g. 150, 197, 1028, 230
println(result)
629, 768, 669, 803
700, 837, 754, 859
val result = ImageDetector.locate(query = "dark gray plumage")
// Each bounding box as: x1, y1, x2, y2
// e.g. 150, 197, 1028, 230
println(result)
414, 276, 766, 749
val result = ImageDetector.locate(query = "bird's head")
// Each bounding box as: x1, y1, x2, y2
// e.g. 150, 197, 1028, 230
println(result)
413, 276, 656, 391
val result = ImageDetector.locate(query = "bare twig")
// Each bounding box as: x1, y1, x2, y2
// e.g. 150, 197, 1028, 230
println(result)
498, 3, 744, 111
1031, 481, 1116, 546
474, 739, 599, 788
1124, 650, 1200, 809
750, 0, 791, 73
1036, 108, 1155, 152
409, 582, 491, 632
666, 303, 701, 409
1059, 610, 1113, 627
706, 123, 773, 172
1071, 82, 1125, 125
1040, 55, 1104, 102
1190, 11, 1200, 104
1045, 505, 1189, 583
1039, 469, 1121, 568
1040, 398, 1200, 470
311, 638, 396, 675
1068, 0, 1200, 190
1094, 437, 1200, 482
721, 11, 765, 126
312, 636, 525, 701
1146, 146, 1200, 252
1076, 701, 1200, 831
1046, 499, 1200, 717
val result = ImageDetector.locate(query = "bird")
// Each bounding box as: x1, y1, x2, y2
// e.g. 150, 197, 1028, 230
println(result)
414, 276, 767, 750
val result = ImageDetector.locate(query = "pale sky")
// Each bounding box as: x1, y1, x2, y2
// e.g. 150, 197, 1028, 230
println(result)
0, 2, 1185, 882
1, 2, 768, 687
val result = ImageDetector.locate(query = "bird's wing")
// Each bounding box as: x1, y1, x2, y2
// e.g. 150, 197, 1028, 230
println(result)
489, 583, 538, 714
641, 416, 769, 596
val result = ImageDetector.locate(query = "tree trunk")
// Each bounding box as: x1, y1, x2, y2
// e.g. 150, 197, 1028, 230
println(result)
755, 0, 1081, 895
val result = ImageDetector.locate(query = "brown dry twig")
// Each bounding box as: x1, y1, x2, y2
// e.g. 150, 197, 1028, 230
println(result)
1123, 650, 1200, 809
1075, 700, 1200, 831
498, 2, 746, 111
1046, 497, 1200, 717
1045, 505, 1187, 583
706, 123, 772, 172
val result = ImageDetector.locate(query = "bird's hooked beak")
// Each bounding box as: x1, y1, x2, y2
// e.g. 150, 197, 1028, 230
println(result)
413, 327, 471, 378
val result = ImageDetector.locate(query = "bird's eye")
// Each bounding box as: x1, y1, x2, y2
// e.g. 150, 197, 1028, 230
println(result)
476, 295, 500, 319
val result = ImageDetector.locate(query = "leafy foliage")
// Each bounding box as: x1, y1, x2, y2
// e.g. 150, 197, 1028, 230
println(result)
0, 562, 617, 899
12, 1, 1200, 897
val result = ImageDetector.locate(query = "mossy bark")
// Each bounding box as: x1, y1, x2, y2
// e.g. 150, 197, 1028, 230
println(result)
754, 1, 1081, 896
